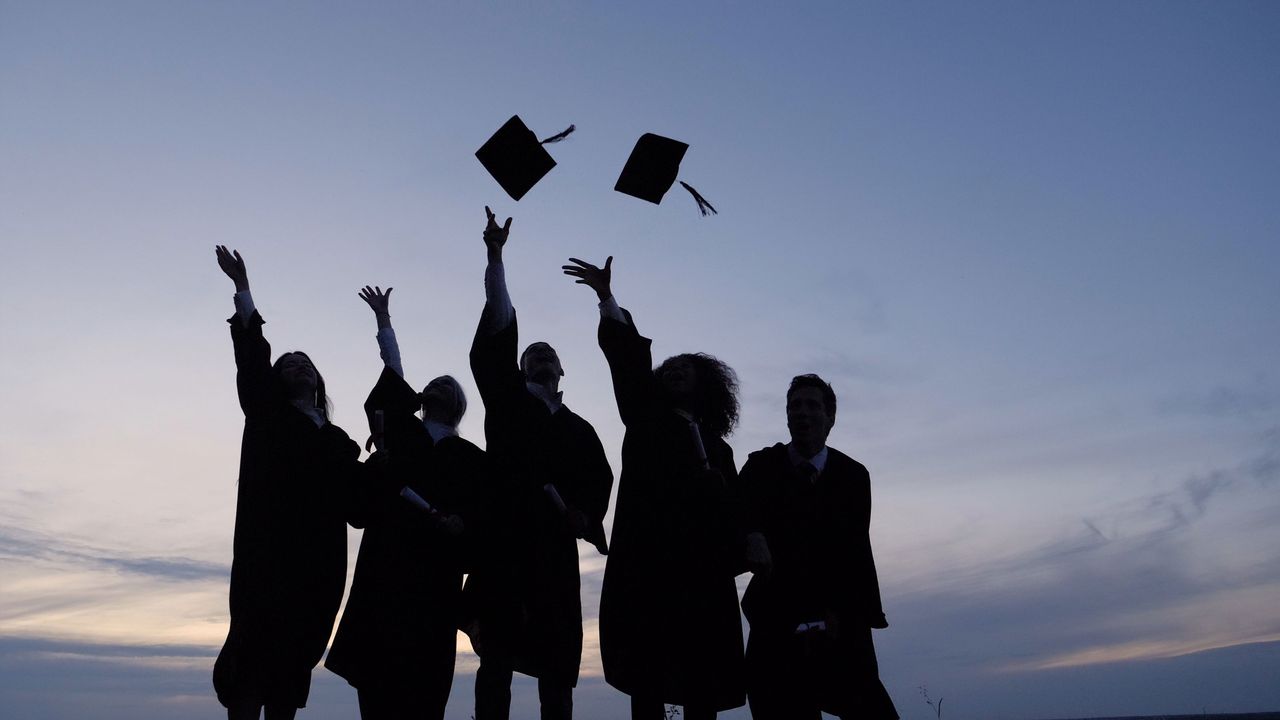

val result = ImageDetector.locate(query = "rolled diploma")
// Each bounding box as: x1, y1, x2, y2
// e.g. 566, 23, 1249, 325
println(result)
371, 410, 385, 453
400, 486, 436, 514
794, 620, 827, 634
688, 421, 709, 469
543, 483, 568, 514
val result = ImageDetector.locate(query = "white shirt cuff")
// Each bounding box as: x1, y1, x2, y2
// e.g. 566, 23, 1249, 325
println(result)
376, 326, 404, 378
233, 290, 256, 326
598, 296, 626, 323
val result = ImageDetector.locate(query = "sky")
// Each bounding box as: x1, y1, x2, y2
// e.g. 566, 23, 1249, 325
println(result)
1, 1, 1279, 718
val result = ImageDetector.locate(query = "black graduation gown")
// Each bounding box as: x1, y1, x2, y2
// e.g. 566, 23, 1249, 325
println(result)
324, 367, 486, 708
465, 308, 613, 687
213, 312, 361, 709
739, 443, 897, 720
596, 313, 746, 712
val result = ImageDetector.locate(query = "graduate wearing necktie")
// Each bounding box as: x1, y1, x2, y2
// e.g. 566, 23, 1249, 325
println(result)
738, 374, 898, 720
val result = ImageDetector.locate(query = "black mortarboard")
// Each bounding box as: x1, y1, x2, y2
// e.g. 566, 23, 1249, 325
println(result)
614, 133, 717, 215
476, 115, 575, 201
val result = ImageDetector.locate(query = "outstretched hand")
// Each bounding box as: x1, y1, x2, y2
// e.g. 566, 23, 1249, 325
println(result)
215, 245, 249, 292
358, 285, 393, 316
483, 206, 512, 259
562, 256, 613, 301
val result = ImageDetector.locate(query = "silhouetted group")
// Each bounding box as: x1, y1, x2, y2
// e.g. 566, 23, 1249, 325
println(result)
211, 209, 898, 720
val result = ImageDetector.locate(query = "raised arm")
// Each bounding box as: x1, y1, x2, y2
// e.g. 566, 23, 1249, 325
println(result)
216, 245, 271, 417
471, 206, 524, 409
358, 285, 403, 377
480, 205, 515, 334
563, 256, 655, 426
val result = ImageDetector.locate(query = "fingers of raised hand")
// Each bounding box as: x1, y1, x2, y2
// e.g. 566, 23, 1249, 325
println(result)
484, 206, 511, 236
216, 246, 245, 277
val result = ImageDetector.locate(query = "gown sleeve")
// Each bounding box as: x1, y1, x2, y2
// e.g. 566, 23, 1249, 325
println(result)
597, 308, 658, 427
469, 305, 524, 411
574, 419, 614, 555
228, 310, 275, 419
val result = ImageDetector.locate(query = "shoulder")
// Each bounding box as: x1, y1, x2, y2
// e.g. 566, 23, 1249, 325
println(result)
824, 447, 870, 482
323, 422, 352, 441
557, 406, 600, 437
322, 423, 362, 457
742, 442, 789, 471
439, 435, 484, 457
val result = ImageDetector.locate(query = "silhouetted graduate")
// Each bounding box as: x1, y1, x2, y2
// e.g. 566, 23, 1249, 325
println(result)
211, 246, 361, 720
739, 374, 898, 720
324, 286, 486, 720
563, 257, 745, 720
465, 208, 613, 720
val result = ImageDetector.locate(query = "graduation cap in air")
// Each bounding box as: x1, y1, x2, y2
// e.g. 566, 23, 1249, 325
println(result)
614, 133, 717, 216
476, 115, 576, 201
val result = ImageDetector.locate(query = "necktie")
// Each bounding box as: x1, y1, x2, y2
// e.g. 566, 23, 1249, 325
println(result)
797, 461, 818, 484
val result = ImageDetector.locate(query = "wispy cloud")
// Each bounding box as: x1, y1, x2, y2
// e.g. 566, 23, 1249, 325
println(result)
882, 429, 1280, 676
0, 522, 229, 648
0, 523, 227, 583
1086, 426, 1278, 540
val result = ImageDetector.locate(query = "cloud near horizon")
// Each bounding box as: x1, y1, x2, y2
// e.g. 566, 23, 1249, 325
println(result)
879, 428, 1280, 678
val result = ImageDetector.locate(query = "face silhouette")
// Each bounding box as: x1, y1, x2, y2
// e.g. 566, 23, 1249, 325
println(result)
659, 357, 697, 403
276, 353, 318, 396
421, 376, 460, 423
521, 342, 563, 385
787, 386, 834, 450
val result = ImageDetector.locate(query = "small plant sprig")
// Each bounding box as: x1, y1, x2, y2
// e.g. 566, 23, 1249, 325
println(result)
919, 685, 943, 720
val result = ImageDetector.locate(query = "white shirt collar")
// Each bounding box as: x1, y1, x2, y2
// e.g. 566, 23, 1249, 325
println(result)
422, 419, 458, 443
526, 382, 564, 414
787, 443, 828, 473
290, 399, 326, 428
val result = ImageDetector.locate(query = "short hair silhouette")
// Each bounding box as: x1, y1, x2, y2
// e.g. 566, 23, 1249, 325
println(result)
787, 373, 836, 421
519, 341, 559, 374
272, 351, 332, 420
656, 353, 740, 438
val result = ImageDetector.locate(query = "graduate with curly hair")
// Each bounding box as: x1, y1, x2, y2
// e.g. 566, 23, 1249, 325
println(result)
564, 256, 747, 720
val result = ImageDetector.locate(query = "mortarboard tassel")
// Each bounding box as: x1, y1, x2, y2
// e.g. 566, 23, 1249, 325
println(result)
539, 124, 576, 144
679, 181, 718, 216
